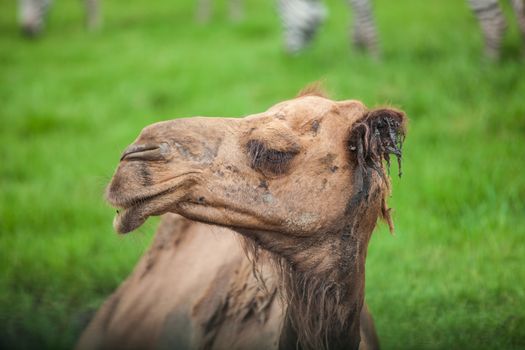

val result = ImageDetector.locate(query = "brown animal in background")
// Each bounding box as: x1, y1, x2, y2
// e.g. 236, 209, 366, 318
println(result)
77, 88, 407, 350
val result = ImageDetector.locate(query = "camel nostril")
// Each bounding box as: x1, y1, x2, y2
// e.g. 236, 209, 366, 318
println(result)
120, 144, 164, 161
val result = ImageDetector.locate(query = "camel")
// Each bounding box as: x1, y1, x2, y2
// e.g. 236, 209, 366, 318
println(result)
77, 87, 407, 350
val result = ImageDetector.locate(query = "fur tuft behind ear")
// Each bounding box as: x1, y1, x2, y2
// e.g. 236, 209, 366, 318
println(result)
296, 82, 329, 98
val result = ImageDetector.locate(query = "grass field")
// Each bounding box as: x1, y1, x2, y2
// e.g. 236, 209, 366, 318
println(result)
1, 0, 525, 348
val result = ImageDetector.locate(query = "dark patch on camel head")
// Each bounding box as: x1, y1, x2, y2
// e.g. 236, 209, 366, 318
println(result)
225, 164, 240, 174
319, 153, 337, 166
275, 112, 287, 120
258, 179, 269, 190
311, 120, 320, 135
139, 163, 153, 187
246, 140, 299, 176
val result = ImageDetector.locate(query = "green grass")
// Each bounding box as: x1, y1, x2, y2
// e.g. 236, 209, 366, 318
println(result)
1, 0, 524, 348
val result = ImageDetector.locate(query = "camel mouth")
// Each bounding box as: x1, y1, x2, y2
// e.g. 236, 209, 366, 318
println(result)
111, 190, 168, 234
107, 172, 200, 234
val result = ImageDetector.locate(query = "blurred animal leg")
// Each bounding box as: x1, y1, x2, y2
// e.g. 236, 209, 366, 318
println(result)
18, 0, 52, 37
277, 0, 327, 54
84, 0, 101, 30
197, 0, 212, 23
468, 0, 507, 59
510, 0, 525, 44
348, 0, 379, 57
229, 0, 244, 22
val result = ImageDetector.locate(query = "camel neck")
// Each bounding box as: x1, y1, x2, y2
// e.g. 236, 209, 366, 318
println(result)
237, 185, 381, 350
277, 231, 369, 350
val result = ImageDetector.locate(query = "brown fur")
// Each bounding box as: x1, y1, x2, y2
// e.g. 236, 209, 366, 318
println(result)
78, 90, 407, 350
296, 82, 329, 98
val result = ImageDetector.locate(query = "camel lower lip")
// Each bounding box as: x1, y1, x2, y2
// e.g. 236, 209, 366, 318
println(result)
113, 205, 147, 234
110, 189, 170, 234
111, 187, 179, 234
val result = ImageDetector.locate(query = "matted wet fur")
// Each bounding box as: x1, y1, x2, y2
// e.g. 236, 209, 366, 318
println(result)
349, 107, 406, 232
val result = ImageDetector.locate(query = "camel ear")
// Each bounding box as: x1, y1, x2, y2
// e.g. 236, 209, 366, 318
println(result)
348, 108, 407, 177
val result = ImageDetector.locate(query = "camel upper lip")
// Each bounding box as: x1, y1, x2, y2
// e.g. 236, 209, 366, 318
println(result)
110, 188, 167, 210
106, 172, 200, 209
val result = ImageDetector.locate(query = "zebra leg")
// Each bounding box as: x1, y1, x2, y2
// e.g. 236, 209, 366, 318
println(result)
277, 0, 327, 54
229, 0, 244, 22
196, 0, 212, 23
510, 0, 525, 42
18, 0, 52, 37
348, 0, 379, 57
84, 0, 101, 30
468, 0, 507, 60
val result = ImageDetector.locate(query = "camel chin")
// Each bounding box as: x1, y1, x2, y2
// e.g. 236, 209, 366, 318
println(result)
111, 191, 166, 234
113, 205, 148, 234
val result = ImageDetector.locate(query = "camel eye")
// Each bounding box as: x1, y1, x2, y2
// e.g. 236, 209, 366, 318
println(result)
247, 140, 298, 175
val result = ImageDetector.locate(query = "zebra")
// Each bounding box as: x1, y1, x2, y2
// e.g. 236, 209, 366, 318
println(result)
196, 0, 244, 23
276, 0, 378, 56
467, 0, 525, 59
277, 0, 525, 59
18, 0, 100, 37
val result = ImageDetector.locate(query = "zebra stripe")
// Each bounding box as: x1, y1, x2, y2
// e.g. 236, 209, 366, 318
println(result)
18, 0, 52, 36
277, 0, 327, 53
510, 0, 525, 42
468, 0, 507, 59
278, 0, 524, 58
17, 0, 100, 37
468, 0, 525, 59
348, 0, 379, 55
277, 0, 377, 55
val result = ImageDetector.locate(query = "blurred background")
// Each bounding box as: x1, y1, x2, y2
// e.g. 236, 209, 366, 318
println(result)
1, 0, 524, 349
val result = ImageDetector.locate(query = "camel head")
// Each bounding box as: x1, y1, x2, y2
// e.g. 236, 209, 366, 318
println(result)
107, 89, 406, 261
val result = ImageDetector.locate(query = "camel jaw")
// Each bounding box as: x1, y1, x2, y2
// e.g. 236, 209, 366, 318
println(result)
109, 189, 172, 234
106, 173, 200, 234
109, 187, 187, 234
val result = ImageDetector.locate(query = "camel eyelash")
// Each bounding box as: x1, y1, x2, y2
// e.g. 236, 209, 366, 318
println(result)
247, 140, 298, 175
